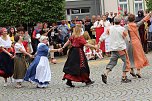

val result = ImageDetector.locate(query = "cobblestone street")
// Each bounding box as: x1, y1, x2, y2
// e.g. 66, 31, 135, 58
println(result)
0, 52, 152, 101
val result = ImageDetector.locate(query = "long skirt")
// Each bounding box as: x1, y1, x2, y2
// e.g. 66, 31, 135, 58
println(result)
13, 54, 27, 82
0, 52, 14, 78
63, 47, 91, 83
24, 56, 51, 87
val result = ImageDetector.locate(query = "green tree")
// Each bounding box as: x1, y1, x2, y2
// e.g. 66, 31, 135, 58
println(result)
0, 0, 65, 26
146, 0, 152, 11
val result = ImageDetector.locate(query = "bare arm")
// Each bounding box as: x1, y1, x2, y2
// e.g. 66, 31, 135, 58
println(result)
137, 13, 152, 27
98, 29, 110, 46
62, 40, 70, 48
1, 47, 13, 57
19, 48, 32, 57
84, 43, 97, 49
50, 49, 59, 52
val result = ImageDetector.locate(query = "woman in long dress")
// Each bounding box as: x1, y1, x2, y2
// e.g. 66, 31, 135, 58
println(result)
126, 13, 152, 78
24, 35, 60, 88
0, 28, 14, 87
62, 22, 98, 87
13, 34, 33, 88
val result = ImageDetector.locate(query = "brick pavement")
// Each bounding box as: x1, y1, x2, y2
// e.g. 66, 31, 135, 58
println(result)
0, 52, 152, 101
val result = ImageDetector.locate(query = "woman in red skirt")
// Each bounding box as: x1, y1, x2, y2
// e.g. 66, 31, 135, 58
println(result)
62, 22, 98, 87
0, 28, 14, 87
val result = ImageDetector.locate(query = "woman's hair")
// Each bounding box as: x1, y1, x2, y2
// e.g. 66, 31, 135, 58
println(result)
72, 23, 82, 37
128, 14, 135, 22
1, 27, 6, 33
17, 26, 25, 33
83, 31, 91, 40
8, 27, 16, 37
14, 35, 20, 42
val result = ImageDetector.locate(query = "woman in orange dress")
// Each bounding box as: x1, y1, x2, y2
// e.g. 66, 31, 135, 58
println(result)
126, 13, 152, 78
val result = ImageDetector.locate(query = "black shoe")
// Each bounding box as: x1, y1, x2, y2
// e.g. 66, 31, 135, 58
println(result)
101, 74, 107, 84
136, 74, 142, 78
66, 80, 75, 87
86, 81, 95, 85
130, 72, 136, 77
121, 77, 131, 83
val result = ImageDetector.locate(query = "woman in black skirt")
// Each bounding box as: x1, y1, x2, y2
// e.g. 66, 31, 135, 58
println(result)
0, 28, 14, 87
62, 22, 98, 87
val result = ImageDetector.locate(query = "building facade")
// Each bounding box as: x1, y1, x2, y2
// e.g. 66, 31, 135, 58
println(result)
65, 0, 147, 21
65, 0, 101, 21
101, 0, 147, 15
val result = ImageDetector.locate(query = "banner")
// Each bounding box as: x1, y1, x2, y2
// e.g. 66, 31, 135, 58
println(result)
96, 27, 105, 52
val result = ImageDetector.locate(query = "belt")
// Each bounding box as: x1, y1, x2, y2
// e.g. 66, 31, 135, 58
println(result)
16, 53, 24, 57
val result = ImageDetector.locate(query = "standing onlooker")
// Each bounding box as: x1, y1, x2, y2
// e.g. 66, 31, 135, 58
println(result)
42, 22, 49, 33
135, 10, 148, 53
13, 34, 33, 88
148, 18, 152, 51
0, 28, 14, 87
84, 16, 92, 38
32, 22, 42, 54
93, 15, 102, 28
109, 12, 114, 24
8, 27, 16, 43
101, 15, 111, 56
106, 12, 112, 23
57, 20, 70, 45
90, 15, 96, 39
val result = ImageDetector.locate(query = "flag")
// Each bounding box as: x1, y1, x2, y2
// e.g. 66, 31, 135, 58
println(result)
96, 27, 105, 52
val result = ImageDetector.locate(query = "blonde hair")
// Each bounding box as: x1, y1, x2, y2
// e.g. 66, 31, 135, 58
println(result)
88, 39, 96, 50
83, 31, 91, 40
72, 24, 82, 37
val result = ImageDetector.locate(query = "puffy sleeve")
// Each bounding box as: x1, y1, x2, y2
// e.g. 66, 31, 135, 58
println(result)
69, 36, 73, 42
80, 36, 87, 45
0, 38, 4, 47
37, 43, 48, 52
15, 43, 22, 52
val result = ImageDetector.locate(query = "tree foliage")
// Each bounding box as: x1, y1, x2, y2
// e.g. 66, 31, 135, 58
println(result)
146, 0, 152, 11
0, 0, 65, 26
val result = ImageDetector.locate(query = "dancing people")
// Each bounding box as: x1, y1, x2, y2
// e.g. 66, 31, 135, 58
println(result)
98, 17, 131, 84
24, 35, 61, 88
0, 28, 14, 87
62, 22, 98, 87
125, 13, 152, 78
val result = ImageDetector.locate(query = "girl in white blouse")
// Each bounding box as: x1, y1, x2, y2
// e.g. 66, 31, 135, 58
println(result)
14, 34, 33, 88
0, 28, 14, 87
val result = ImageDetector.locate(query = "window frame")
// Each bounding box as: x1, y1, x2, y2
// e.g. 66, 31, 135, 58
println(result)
134, 0, 144, 15
118, 0, 128, 13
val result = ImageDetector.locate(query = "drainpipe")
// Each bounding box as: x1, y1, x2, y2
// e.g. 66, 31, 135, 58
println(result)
103, 0, 105, 14
100, 0, 102, 15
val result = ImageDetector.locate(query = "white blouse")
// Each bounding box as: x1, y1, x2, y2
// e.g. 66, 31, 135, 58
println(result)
0, 36, 12, 48
14, 43, 26, 53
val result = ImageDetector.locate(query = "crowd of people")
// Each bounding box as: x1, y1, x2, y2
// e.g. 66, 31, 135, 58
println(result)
0, 10, 152, 88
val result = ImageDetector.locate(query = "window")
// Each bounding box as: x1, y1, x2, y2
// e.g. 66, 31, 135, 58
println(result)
69, 8, 90, 15
119, 0, 127, 2
134, 0, 143, 15
119, 0, 128, 13
71, 9, 80, 14
81, 8, 90, 13
67, 9, 70, 15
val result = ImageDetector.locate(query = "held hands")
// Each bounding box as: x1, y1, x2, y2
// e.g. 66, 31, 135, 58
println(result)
9, 53, 13, 58
58, 48, 63, 52
29, 54, 34, 58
